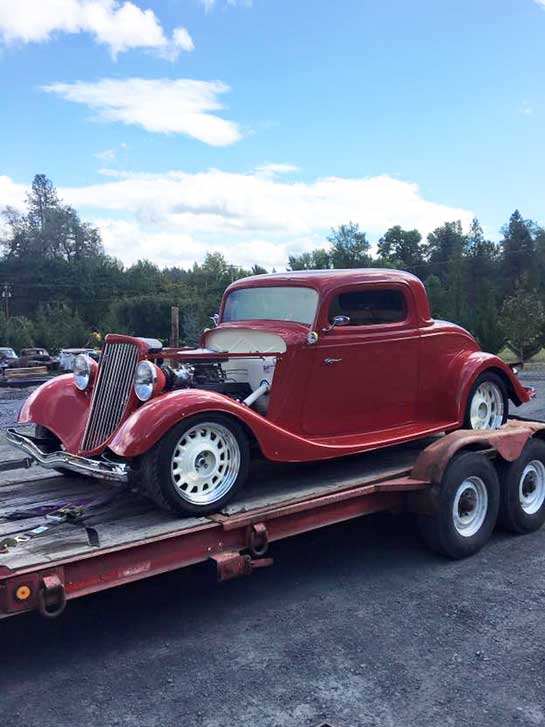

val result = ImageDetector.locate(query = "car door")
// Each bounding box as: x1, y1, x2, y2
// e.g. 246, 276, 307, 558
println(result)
301, 282, 421, 437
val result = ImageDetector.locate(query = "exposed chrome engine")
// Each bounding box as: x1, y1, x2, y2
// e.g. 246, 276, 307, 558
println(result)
162, 358, 273, 414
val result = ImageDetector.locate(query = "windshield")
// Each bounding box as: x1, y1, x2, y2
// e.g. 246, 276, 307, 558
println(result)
0, 348, 16, 358
223, 286, 318, 326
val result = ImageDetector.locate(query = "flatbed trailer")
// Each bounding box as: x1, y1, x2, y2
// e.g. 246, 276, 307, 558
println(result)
1, 417, 545, 619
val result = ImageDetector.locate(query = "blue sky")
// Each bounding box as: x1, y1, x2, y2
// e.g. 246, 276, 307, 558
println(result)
0, 0, 544, 269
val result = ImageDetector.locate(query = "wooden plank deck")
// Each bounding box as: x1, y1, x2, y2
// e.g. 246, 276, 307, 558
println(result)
0, 435, 430, 573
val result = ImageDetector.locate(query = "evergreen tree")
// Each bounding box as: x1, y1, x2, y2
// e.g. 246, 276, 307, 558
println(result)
500, 210, 536, 290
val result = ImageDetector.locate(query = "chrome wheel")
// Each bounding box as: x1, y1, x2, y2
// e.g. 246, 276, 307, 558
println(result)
452, 476, 488, 537
519, 460, 545, 515
469, 381, 504, 430
171, 422, 241, 505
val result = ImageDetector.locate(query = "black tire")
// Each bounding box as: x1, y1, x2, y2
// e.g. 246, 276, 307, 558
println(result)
140, 413, 250, 516
418, 451, 500, 559
497, 438, 545, 534
463, 371, 508, 431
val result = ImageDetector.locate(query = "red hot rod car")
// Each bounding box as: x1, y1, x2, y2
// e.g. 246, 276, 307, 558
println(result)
8, 269, 533, 515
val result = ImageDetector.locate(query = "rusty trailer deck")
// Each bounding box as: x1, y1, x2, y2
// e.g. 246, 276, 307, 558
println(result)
0, 437, 433, 618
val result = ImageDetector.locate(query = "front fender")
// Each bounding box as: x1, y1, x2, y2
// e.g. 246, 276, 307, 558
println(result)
17, 374, 91, 453
451, 352, 531, 421
109, 389, 362, 463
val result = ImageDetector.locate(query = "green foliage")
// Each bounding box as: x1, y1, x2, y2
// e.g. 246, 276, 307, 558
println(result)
328, 222, 370, 268
377, 226, 424, 273
32, 304, 88, 352
288, 248, 330, 270
424, 275, 449, 319
4, 316, 35, 350
501, 289, 545, 362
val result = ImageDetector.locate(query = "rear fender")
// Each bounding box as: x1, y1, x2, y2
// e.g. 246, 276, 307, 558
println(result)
109, 389, 355, 462
451, 352, 532, 421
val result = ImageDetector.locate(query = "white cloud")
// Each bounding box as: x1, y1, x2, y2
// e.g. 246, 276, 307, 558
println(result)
59, 168, 473, 268
199, 0, 253, 11
0, 168, 474, 269
254, 163, 300, 178
95, 148, 117, 162
0, 0, 193, 59
43, 78, 242, 146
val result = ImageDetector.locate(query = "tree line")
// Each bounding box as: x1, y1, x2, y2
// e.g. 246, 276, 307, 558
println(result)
1, 174, 544, 360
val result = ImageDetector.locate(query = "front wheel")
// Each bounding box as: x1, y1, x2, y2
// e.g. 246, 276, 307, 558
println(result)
464, 372, 508, 431
140, 414, 250, 515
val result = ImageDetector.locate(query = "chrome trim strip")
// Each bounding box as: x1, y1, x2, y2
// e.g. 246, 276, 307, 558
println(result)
6, 428, 129, 483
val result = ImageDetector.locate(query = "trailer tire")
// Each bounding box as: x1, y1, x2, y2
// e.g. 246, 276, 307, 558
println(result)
497, 439, 545, 534
140, 413, 249, 516
418, 452, 500, 559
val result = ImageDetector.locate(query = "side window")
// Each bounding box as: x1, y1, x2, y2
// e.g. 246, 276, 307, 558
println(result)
328, 288, 407, 326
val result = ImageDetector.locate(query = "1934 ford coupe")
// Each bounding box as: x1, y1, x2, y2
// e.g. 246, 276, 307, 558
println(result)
8, 269, 533, 515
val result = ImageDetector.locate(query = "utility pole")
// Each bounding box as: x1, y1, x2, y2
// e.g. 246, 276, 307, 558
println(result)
170, 305, 180, 348
2, 283, 11, 321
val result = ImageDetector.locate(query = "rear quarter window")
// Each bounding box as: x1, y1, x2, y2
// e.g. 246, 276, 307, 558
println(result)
329, 288, 407, 326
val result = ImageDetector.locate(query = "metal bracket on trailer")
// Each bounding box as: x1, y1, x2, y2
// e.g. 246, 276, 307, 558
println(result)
38, 574, 66, 618
208, 520, 273, 580
210, 551, 274, 582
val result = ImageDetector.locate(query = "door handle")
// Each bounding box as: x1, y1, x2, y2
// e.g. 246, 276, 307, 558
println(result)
323, 357, 343, 365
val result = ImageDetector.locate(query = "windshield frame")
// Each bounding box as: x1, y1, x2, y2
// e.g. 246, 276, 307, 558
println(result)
221, 284, 319, 327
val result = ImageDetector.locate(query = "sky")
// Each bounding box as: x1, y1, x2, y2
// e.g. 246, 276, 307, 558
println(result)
0, 0, 544, 270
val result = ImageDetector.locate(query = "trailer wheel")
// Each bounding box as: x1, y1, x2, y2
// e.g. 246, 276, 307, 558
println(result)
464, 372, 508, 431
418, 452, 500, 559
497, 439, 545, 534
140, 413, 249, 515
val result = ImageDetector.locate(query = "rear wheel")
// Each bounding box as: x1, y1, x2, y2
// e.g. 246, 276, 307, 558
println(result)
418, 451, 500, 559
497, 439, 545, 534
140, 413, 249, 515
464, 372, 508, 431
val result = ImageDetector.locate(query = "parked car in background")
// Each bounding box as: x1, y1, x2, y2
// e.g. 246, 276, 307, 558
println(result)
18, 348, 58, 370
0, 347, 18, 372
59, 348, 99, 372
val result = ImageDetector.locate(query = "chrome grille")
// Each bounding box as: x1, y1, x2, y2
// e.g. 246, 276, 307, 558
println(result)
80, 341, 139, 452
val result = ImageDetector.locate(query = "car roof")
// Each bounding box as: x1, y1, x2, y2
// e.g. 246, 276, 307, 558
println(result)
224, 268, 433, 325
228, 268, 420, 292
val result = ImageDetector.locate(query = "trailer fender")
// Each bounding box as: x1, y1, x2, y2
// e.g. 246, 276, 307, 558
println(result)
411, 420, 545, 486
450, 352, 532, 421
108, 388, 354, 462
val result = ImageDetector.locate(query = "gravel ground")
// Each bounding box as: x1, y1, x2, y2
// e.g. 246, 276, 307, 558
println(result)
0, 385, 37, 429
1, 373, 545, 727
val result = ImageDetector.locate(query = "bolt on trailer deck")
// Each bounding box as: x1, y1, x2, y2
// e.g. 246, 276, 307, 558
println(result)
1, 417, 545, 619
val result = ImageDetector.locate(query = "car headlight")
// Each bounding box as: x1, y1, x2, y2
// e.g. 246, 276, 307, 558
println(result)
73, 354, 92, 391
134, 360, 157, 402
